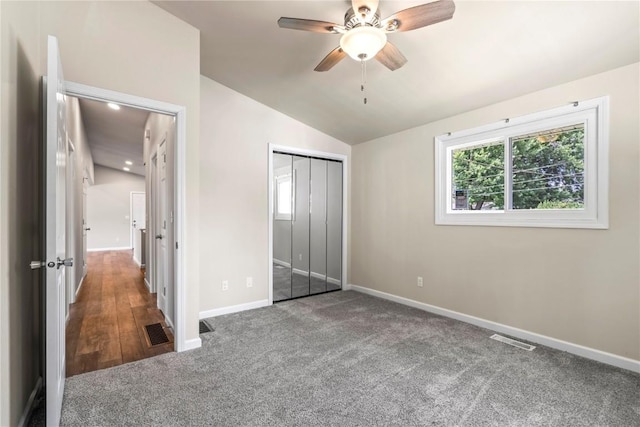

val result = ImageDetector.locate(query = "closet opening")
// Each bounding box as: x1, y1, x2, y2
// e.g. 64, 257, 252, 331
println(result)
269, 147, 346, 303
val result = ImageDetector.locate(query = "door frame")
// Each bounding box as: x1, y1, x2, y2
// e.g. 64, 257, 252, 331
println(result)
149, 148, 158, 293
64, 81, 192, 351
267, 144, 348, 305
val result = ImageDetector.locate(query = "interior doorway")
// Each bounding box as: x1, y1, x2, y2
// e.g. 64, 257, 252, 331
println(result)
62, 90, 182, 377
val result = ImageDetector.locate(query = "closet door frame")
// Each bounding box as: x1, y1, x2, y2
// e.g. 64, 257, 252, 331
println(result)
268, 144, 348, 305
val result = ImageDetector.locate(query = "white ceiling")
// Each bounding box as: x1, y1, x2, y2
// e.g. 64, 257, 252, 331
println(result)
154, 0, 639, 145
78, 98, 149, 176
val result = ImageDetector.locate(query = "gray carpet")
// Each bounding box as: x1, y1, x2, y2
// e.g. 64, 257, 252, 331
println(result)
60, 291, 640, 426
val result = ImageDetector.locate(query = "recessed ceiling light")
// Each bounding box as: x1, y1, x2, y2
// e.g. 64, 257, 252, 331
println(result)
125, 160, 133, 165
107, 103, 120, 110
123, 167, 130, 172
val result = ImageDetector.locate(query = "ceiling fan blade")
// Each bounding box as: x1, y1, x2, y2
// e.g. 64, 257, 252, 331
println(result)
314, 47, 347, 72
278, 17, 342, 33
382, 0, 455, 32
375, 42, 407, 71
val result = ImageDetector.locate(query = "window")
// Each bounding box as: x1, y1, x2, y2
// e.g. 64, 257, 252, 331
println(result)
275, 173, 293, 220
435, 97, 608, 228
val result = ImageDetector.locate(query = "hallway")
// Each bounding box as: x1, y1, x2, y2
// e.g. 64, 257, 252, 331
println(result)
66, 250, 174, 377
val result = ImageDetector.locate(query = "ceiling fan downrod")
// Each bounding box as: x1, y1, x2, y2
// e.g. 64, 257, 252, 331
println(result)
360, 54, 367, 105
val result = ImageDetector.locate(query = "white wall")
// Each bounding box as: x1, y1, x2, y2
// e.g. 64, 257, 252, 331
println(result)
66, 96, 94, 300
351, 63, 640, 361
36, 0, 202, 345
87, 165, 145, 250
199, 75, 351, 312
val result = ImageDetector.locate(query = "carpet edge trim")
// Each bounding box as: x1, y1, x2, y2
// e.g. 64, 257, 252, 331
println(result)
347, 284, 640, 374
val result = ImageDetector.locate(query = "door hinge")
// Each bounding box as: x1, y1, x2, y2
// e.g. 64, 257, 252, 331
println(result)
30, 261, 45, 270
175, 242, 179, 250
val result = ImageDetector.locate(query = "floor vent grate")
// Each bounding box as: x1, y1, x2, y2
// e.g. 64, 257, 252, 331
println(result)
199, 321, 213, 334
145, 323, 170, 346
490, 334, 536, 351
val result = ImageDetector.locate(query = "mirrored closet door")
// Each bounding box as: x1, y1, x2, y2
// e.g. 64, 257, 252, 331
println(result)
272, 151, 343, 302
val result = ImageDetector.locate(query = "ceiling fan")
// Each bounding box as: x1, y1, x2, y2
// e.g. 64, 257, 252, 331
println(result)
278, 0, 456, 72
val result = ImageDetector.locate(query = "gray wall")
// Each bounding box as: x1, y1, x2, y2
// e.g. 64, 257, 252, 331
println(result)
0, 2, 42, 424
351, 63, 640, 361
87, 165, 145, 250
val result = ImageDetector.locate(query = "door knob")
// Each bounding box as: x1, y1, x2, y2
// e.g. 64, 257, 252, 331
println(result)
155, 234, 163, 240
56, 257, 73, 269
84, 227, 91, 231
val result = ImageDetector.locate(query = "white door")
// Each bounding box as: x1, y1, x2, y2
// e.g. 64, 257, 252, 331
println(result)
130, 191, 145, 246
82, 174, 89, 278
156, 140, 168, 316
45, 35, 71, 427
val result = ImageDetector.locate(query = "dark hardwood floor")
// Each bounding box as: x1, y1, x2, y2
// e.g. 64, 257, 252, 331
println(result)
66, 250, 173, 377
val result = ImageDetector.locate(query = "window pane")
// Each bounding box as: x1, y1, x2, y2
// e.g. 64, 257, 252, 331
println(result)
451, 141, 504, 211
511, 124, 584, 210
277, 177, 291, 215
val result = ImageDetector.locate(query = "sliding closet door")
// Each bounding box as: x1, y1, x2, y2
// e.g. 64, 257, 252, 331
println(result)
272, 154, 292, 302
326, 161, 343, 291
309, 159, 327, 294
272, 151, 342, 302
291, 156, 310, 298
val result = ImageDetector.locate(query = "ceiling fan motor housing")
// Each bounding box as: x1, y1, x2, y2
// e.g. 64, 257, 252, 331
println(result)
344, 7, 382, 30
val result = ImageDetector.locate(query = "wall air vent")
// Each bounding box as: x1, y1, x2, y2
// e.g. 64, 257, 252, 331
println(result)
490, 334, 536, 351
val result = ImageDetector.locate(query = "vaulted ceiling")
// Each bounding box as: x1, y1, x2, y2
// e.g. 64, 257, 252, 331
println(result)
153, 0, 639, 144
78, 0, 639, 165
78, 98, 149, 176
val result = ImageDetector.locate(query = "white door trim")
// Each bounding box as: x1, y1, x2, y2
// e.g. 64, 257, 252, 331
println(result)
129, 191, 145, 250
267, 144, 348, 305
64, 81, 193, 352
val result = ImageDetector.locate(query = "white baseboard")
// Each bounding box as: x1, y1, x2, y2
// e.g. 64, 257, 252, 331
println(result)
347, 284, 640, 373
87, 246, 132, 252
17, 376, 42, 427
133, 255, 141, 267
144, 278, 151, 292
273, 258, 290, 268
200, 299, 270, 319
165, 314, 174, 330
75, 273, 86, 298
179, 337, 202, 352
292, 267, 307, 276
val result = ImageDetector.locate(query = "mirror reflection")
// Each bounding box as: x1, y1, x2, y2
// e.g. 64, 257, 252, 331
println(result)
272, 152, 342, 302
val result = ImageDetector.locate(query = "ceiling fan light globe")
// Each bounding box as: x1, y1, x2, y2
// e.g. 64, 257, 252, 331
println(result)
339, 26, 387, 61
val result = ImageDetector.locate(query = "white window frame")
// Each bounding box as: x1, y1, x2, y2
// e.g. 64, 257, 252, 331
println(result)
435, 96, 609, 229
274, 171, 293, 221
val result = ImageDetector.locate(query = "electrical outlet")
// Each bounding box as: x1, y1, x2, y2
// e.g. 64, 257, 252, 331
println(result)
222, 280, 229, 291
246, 277, 253, 288
417, 276, 424, 288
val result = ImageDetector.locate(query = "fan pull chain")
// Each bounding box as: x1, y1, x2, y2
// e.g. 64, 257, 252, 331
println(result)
360, 57, 367, 105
